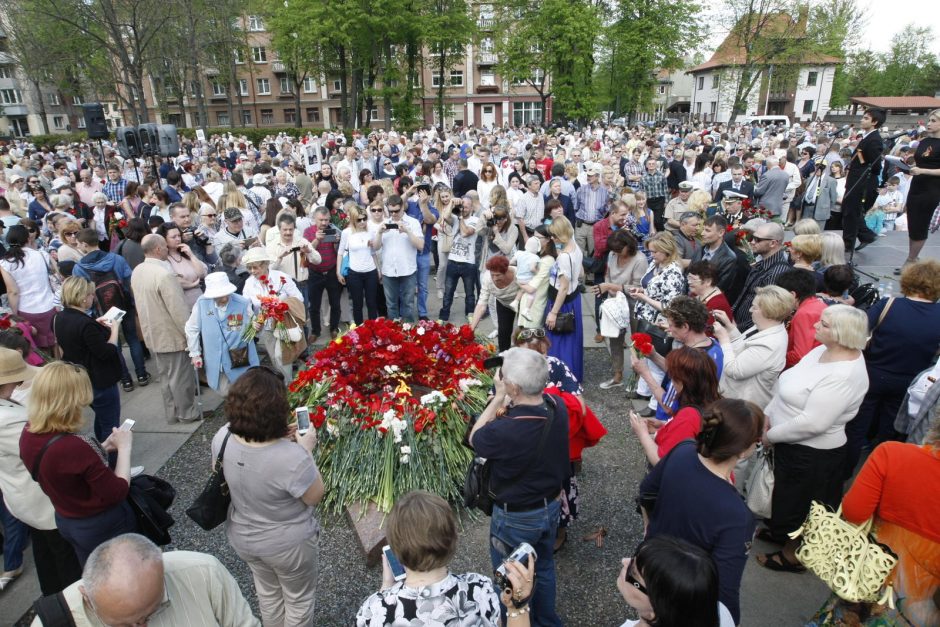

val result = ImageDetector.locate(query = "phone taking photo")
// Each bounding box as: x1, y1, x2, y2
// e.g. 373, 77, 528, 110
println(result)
382, 545, 407, 582
295, 406, 311, 435
119, 419, 136, 431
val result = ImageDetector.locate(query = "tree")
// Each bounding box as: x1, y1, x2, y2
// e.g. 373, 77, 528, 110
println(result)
425, 0, 475, 131
264, 0, 326, 128
837, 24, 940, 101
805, 0, 866, 107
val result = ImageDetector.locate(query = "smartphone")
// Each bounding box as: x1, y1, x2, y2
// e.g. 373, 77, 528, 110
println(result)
103, 306, 126, 324
494, 542, 537, 591
482, 356, 503, 370
385, 223, 399, 230
119, 419, 136, 431
382, 545, 407, 582
295, 406, 311, 435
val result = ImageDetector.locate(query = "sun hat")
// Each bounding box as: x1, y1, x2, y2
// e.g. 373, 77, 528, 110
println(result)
0, 347, 37, 386
202, 272, 237, 299
241, 247, 271, 265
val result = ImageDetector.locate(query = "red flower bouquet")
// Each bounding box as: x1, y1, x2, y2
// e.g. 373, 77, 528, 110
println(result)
289, 318, 494, 513
625, 332, 655, 395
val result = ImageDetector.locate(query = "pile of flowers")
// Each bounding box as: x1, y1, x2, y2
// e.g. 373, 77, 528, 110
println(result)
289, 318, 494, 514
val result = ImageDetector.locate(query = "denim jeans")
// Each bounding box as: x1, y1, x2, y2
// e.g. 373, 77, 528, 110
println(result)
382, 272, 417, 321
346, 269, 379, 324
0, 498, 28, 572
92, 384, 122, 443
439, 261, 477, 322
118, 313, 147, 381
308, 270, 342, 335
489, 499, 562, 627
415, 251, 431, 318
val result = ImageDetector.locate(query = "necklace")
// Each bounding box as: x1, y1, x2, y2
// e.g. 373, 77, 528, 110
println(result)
700, 288, 719, 303
168, 251, 183, 263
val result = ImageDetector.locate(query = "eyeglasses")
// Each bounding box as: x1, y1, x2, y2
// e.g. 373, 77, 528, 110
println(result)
515, 328, 546, 343
625, 559, 648, 595
388, 208, 403, 214
370, 208, 384, 213
750, 236, 775, 243
356, 217, 367, 222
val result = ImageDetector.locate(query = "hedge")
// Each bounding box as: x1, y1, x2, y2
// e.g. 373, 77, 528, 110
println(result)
20, 126, 357, 150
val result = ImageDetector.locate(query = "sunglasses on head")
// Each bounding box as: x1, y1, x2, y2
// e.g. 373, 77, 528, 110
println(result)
516, 328, 546, 342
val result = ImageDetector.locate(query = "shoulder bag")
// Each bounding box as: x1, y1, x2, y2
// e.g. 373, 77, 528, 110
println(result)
790, 501, 897, 605
214, 314, 250, 369
464, 396, 556, 516
743, 446, 774, 519
186, 432, 232, 530
546, 254, 576, 333
634, 318, 673, 356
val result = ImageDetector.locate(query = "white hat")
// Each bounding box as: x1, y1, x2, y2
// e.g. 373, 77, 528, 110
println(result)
678, 181, 694, 191
202, 272, 237, 299
586, 163, 603, 176
722, 189, 748, 201
241, 247, 272, 265
52, 176, 71, 190
252, 173, 267, 186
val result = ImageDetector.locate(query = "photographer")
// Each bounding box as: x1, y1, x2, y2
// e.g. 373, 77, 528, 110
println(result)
372, 195, 424, 321
402, 183, 439, 321
170, 202, 218, 269
437, 196, 482, 322
469, 347, 570, 627
302, 207, 343, 341
267, 213, 320, 322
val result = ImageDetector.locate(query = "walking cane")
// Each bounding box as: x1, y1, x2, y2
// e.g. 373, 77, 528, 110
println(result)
193, 364, 203, 418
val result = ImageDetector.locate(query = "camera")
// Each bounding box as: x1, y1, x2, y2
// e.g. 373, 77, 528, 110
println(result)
385, 222, 399, 230
416, 183, 432, 195
486, 217, 497, 228
482, 356, 503, 370
494, 542, 537, 591
290, 246, 302, 253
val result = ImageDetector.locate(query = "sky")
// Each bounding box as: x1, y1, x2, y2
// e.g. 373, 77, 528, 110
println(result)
856, 0, 940, 54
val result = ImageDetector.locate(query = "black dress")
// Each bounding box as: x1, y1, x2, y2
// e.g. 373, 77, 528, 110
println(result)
906, 137, 940, 241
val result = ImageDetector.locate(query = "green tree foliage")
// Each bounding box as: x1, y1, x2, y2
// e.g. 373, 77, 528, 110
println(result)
805, 0, 865, 107
838, 25, 940, 101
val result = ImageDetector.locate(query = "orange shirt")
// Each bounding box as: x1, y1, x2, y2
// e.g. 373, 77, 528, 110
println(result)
842, 442, 940, 544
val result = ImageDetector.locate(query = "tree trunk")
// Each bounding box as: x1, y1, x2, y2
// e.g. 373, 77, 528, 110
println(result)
338, 45, 350, 128
382, 37, 393, 126
31, 79, 50, 134
294, 74, 303, 128
437, 50, 447, 131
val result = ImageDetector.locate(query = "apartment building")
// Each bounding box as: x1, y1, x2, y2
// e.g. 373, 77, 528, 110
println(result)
132, 9, 549, 130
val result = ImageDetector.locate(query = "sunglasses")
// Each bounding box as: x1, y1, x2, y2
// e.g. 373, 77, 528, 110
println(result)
625, 560, 648, 595
516, 328, 546, 342
370, 208, 384, 213
750, 235, 774, 243
388, 208, 403, 214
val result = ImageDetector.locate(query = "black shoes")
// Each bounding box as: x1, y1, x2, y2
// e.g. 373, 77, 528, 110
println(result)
121, 380, 135, 393
137, 373, 151, 387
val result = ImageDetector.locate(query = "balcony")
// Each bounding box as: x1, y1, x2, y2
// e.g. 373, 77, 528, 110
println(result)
767, 91, 792, 101
478, 17, 494, 29
210, 92, 227, 100
476, 84, 499, 94
205, 67, 219, 77
272, 61, 286, 73
478, 52, 497, 65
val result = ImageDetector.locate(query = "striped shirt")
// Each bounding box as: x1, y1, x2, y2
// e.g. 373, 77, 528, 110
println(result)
575, 183, 609, 223
102, 178, 127, 204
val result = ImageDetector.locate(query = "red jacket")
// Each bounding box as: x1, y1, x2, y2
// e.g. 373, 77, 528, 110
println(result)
786, 296, 827, 368
546, 387, 607, 461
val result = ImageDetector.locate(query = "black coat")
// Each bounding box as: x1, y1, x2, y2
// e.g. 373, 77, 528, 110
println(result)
53, 308, 123, 389
452, 170, 479, 199
713, 180, 756, 204
691, 242, 739, 296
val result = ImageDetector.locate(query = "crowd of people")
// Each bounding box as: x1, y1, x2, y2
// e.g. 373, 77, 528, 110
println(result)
0, 108, 937, 626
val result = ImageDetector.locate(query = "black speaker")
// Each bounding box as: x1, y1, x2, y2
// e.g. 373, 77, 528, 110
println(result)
137, 123, 159, 157
157, 124, 179, 158
115, 126, 142, 159
82, 103, 109, 139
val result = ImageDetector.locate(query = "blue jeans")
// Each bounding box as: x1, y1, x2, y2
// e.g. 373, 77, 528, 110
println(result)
92, 384, 122, 444
382, 272, 417, 321
118, 313, 147, 381
0, 499, 28, 572
416, 251, 431, 318
346, 269, 379, 324
489, 499, 562, 627
439, 261, 477, 322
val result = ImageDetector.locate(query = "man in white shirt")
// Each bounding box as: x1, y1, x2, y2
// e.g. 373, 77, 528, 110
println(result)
250, 173, 272, 207
515, 176, 545, 239
438, 195, 482, 322
373, 194, 423, 321
337, 146, 363, 192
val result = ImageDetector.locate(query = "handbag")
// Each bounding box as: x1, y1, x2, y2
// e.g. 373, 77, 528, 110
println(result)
546, 254, 577, 334
635, 318, 672, 356
186, 432, 231, 530
340, 254, 350, 277
215, 316, 250, 369
464, 396, 556, 516
743, 446, 773, 519
789, 501, 898, 605
127, 474, 176, 546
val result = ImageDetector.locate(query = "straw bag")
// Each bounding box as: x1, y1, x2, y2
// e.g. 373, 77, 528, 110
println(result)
789, 502, 897, 605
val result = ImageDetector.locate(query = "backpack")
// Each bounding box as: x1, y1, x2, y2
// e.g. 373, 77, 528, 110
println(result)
86, 268, 127, 316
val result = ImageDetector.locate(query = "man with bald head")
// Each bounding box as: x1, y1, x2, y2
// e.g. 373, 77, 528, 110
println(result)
132, 235, 200, 424
33, 533, 258, 626
731, 221, 791, 330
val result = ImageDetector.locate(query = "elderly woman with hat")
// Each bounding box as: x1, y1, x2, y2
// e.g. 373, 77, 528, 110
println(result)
241, 247, 305, 381
185, 272, 259, 395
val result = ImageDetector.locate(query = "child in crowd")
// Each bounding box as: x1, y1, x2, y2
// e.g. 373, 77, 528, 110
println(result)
510, 236, 542, 314
865, 186, 888, 236
878, 176, 904, 233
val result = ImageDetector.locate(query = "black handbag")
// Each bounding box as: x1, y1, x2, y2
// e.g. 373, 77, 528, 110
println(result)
127, 474, 176, 546
546, 254, 577, 334
186, 432, 231, 530
216, 316, 251, 368
463, 396, 556, 516
635, 318, 673, 356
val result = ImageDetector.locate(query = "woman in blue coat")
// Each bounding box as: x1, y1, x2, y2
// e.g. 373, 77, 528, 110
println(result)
185, 272, 259, 394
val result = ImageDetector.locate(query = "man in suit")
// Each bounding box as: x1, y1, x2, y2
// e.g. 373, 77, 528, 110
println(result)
713, 164, 755, 204
843, 108, 886, 252
131, 234, 200, 425
801, 159, 839, 229
691, 213, 738, 295
753, 157, 790, 217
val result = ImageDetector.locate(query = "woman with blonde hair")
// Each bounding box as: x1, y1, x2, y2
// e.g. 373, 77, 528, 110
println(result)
791, 218, 821, 235
545, 216, 584, 381
686, 189, 712, 217
19, 362, 137, 565
788, 233, 822, 272
818, 231, 846, 270
338, 204, 380, 323
433, 186, 459, 299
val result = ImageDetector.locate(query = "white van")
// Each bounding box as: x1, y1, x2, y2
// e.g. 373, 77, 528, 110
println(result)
744, 115, 791, 127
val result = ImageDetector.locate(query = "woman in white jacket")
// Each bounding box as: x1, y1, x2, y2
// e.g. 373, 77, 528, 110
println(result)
712, 286, 793, 409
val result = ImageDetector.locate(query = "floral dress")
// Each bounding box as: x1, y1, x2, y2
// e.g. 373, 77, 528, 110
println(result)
634, 261, 686, 324
356, 572, 501, 627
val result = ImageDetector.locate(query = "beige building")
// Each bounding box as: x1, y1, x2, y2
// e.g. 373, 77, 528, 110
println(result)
131, 11, 550, 130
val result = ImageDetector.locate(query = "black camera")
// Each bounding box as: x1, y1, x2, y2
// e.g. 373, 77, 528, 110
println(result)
486, 217, 497, 228
385, 222, 399, 230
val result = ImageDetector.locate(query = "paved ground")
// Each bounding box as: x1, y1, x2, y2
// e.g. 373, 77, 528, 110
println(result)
5, 231, 936, 626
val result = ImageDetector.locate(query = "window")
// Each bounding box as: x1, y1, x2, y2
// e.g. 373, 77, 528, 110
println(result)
53, 115, 65, 129
532, 68, 544, 84
481, 71, 495, 86
481, 38, 494, 53
658, 85, 666, 95
77, 116, 86, 128
709, 101, 717, 116
256, 78, 270, 95
332, 79, 341, 92
303, 77, 317, 93
189, 81, 199, 97
0, 66, 12, 79
807, 71, 818, 87
695, 101, 702, 114
238, 79, 249, 96
233, 49, 244, 64
279, 77, 293, 94
432, 73, 444, 88
217, 112, 230, 126
711, 75, 719, 89
131, 86, 140, 101
73, 95, 83, 105
251, 47, 267, 63
241, 109, 252, 125
48, 93, 60, 105
284, 108, 297, 124
261, 109, 274, 124
449, 70, 464, 87
248, 15, 264, 31
803, 100, 814, 114
512, 102, 542, 126
212, 82, 226, 96
370, 108, 381, 121
306, 107, 320, 123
